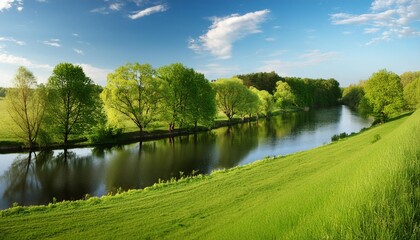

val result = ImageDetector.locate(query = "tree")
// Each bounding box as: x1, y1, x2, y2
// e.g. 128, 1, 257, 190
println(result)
364, 69, 405, 121
189, 72, 217, 129
403, 77, 420, 109
250, 87, 274, 117
101, 63, 163, 132
158, 63, 210, 131
238, 87, 260, 121
273, 81, 295, 108
341, 84, 365, 110
45, 63, 99, 146
400, 71, 420, 88
236, 72, 282, 94
6, 66, 46, 148
212, 78, 250, 122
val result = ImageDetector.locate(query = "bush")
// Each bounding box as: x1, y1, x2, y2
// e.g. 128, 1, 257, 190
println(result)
90, 125, 122, 143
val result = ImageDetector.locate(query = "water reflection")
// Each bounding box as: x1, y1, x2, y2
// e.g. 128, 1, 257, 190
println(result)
1, 150, 104, 208
0, 106, 371, 209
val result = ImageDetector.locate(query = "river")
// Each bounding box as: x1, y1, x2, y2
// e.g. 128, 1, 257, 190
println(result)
0, 105, 372, 209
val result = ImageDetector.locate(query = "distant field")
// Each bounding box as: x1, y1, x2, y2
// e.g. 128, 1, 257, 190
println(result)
0, 110, 418, 239
0, 97, 22, 143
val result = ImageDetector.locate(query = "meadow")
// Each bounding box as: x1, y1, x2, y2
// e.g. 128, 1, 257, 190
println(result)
0, 109, 418, 239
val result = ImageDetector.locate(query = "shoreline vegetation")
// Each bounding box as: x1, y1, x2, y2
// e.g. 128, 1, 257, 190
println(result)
0, 107, 298, 154
0, 110, 418, 239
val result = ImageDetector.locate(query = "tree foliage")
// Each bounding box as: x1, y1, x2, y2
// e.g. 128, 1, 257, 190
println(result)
250, 87, 274, 117
236, 71, 282, 94
188, 72, 217, 129
158, 63, 215, 131
403, 77, 420, 109
6, 66, 46, 148
45, 63, 100, 146
101, 63, 163, 132
400, 71, 420, 88
273, 81, 295, 108
364, 69, 405, 121
341, 84, 365, 110
282, 77, 341, 109
212, 78, 250, 122
237, 87, 260, 120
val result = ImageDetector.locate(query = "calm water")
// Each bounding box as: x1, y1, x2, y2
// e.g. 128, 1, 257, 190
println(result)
0, 105, 371, 209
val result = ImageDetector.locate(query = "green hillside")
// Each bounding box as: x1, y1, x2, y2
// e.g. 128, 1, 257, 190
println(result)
1, 111, 419, 239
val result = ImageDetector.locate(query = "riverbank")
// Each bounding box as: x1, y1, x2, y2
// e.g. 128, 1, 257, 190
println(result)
1, 110, 418, 239
0, 108, 299, 153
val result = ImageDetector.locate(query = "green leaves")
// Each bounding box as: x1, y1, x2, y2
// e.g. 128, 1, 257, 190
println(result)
45, 63, 100, 145
364, 69, 405, 120
6, 66, 45, 148
101, 63, 161, 132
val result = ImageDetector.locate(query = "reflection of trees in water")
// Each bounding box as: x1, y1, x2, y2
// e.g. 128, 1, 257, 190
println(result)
1, 152, 39, 208
105, 132, 217, 192
1, 150, 103, 208
36, 150, 103, 202
215, 122, 260, 168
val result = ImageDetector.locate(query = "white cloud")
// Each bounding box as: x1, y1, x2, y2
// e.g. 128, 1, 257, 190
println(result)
258, 50, 338, 73
73, 48, 84, 55
189, 9, 270, 59
0, 36, 25, 45
72, 33, 79, 37
90, 6, 109, 15
0, 0, 23, 12
110, 2, 123, 11
331, 0, 420, 44
265, 37, 276, 42
128, 4, 168, 20
0, 51, 53, 70
0, 0, 13, 11
78, 63, 112, 86
43, 39, 61, 47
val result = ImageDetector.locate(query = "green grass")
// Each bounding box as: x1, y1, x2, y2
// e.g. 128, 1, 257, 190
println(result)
0, 97, 23, 144
0, 111, 419, 239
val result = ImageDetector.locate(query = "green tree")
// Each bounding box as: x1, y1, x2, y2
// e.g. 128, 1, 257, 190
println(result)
237, 88, 260, 120
6, 66, 46, 148
158, 63, 210, 131
101, 63, 163, 132
400, 71, 420, 88
45, 63, 99, 146
250, 87, 274, 117
189, 72, 217, 129
403, 77, 420, 109
212, 78, 249, 122
236, 71, 282, 94
341, 84, 365, 110
273, 81, 295, 108
364, 69, 405, 121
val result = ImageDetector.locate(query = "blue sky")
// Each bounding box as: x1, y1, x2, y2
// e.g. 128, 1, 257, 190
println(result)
0, 0, 419, 87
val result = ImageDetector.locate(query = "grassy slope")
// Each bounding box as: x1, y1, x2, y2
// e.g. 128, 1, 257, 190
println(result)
0, 111, 419, 239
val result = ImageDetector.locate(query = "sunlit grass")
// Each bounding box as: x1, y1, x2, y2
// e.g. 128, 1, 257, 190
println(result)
0, 110, 418, 239
0, 97, 22, 144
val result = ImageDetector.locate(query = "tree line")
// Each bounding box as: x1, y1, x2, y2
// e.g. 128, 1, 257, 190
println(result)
236, 72, 342, 109
341, 69, 420, 122
4, 62, 343, 149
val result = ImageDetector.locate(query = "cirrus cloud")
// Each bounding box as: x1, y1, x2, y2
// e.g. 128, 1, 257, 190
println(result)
331, 0, 420, 45
128, 4, 168, 20
189, 9, 270, 59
